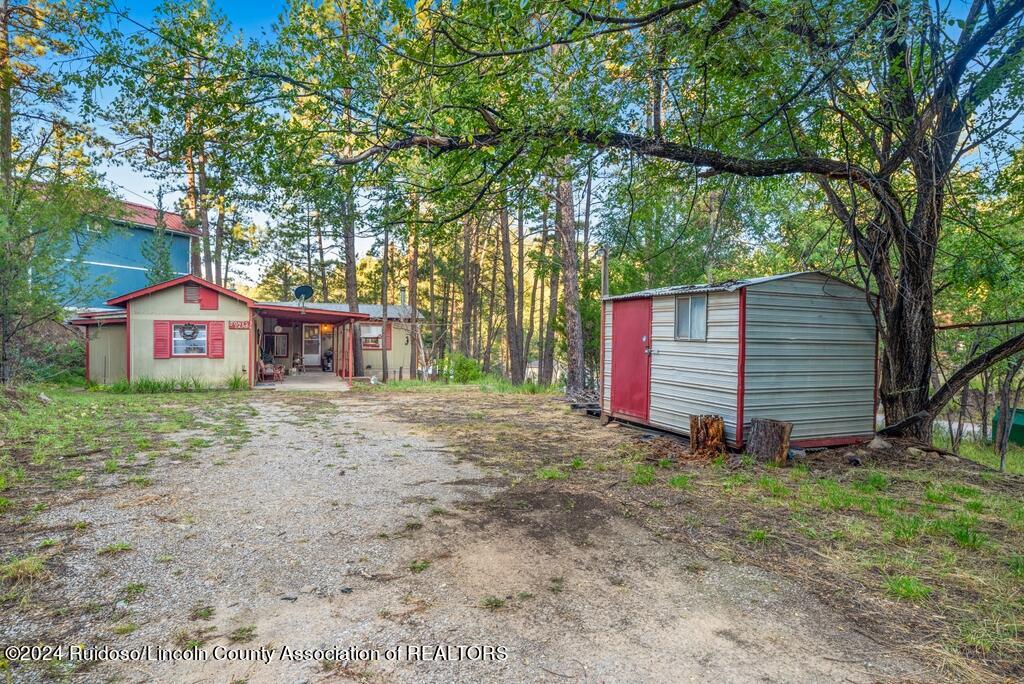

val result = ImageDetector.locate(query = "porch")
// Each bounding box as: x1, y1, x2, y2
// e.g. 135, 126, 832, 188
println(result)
251, 302, 369, 388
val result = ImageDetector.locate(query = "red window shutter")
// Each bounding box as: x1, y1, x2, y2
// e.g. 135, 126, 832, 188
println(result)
208, 321, 225, 358
153, 321, 171, 358
198, 287, 218, 310
384, 322, 392, 350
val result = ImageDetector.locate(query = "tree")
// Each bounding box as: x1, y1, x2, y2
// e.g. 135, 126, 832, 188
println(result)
0, 0, 112, 383
301, 0, 1024, 437
141, 192, 175, 284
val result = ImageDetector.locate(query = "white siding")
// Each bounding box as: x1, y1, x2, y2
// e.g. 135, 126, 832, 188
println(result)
648, 291, 740, 443
743, 273, 876, 441
601, 300, 612, 409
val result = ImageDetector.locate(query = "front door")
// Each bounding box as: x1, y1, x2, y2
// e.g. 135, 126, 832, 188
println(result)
302, 324, 321, 367
610, 298, 651, 421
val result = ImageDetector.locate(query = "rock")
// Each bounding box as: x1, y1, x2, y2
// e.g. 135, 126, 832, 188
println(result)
906, 446, 925, 456
38, 392, 52, 405
845, 452, 863, 467
280, 594, 298, 602
787, 448, 806, 460
339, 587, 353, 594
866, 436, 890, 450
299, 584, 315, 594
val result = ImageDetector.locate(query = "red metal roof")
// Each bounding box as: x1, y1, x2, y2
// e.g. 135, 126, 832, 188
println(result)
106, 274, 254, 306
118, 200, 196, 236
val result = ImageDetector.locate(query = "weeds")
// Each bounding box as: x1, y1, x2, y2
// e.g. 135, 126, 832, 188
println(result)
1, 555, 45, 583
536, 466, 568, 480
630, 464, 656, 486
884, 575, 932, 601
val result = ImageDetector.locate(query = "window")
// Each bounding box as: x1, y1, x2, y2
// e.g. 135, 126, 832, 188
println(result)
361, 323, 383, 350
184, 284, 200, 303
674, 295, 708, 340
263, 333, 288, 358
172, 323, 208, 356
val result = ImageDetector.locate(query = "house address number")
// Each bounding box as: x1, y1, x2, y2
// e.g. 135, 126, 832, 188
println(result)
228, 320, 250, 330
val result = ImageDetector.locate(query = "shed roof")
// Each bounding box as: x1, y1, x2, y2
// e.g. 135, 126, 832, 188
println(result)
257, 302, 424, 320
602, 271, 865, 301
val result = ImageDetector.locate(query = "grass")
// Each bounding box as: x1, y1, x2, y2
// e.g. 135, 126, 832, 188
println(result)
884, 575, 932, 601
1, 555, 45, 583
934, 433, 1024, 475
536, 466, 568, 480
112, 622, 138, 635
228, 625, 257, 643
409, 559, 431, 573
97, 541, 133, 555
630, 464, 656, 486
189, 604, 215, 620
667, 474, 693, 490
354, 375, 561, 396
480, 595, 506, 609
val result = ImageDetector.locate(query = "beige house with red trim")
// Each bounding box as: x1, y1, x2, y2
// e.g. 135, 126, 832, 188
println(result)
72, 275, 368, 387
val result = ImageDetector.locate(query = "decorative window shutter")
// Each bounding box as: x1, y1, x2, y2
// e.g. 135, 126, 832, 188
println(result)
208, 321, 225, 358
385, 322, 392, 350
153, 321, 171, 358
198, 287, 218, 310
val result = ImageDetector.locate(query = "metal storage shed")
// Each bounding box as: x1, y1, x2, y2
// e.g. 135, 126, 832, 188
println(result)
600, 271, 878, 449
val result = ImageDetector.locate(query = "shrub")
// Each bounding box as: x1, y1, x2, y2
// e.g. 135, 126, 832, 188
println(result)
225, 373, 248, 391
436, 353, 483, 384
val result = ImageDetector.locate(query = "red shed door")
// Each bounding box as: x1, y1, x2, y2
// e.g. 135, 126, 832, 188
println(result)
610, 298, 652, 421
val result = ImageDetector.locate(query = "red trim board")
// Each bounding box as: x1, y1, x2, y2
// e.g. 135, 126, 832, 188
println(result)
125, 302, 131, 382
735, 288, 747, 448
84, 329, 90, 383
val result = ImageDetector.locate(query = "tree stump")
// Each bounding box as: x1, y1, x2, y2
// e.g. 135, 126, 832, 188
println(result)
689, 415, 725, 457
747, 418, 794, 467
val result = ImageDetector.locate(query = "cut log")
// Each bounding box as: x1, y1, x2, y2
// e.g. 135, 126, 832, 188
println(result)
747, 418, 794, 467
689, 414, 725, 457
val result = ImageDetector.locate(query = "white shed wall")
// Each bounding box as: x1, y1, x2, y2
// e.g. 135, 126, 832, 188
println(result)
648, 291, 740, 443
743, 273, 876, 442
601, 300, 613, 409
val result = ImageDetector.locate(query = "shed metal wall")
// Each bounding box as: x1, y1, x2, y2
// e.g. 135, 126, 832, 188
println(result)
87, 324, 126, 384
743, 272, 876, 442
648, 291, 740, 443
129, 284, 250, 384
601, 300, 612, 409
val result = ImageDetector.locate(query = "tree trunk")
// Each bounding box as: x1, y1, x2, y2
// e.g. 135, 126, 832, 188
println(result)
408, 209, 419, 380
459, 218, 474, 356
554, 169, 585, 395
483, 223, 498, 373
501, 201, 524, 383
380, 222, 389, 382
540, 232, 559, 386
343, 189, 362, 376
516, 194, 526, 371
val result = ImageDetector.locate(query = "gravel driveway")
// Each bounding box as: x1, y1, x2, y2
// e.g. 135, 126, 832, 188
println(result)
4, 391, 920, 683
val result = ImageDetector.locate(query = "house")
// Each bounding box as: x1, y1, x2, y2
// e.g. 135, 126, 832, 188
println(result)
600, 271, 877, 449
68, 200, 197, 307
71, 275, 368, 387
255, 302, 425, 380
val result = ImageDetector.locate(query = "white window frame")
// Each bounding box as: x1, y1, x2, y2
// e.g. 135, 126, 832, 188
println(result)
172, 323, 208, 356
674, 294, 708, 341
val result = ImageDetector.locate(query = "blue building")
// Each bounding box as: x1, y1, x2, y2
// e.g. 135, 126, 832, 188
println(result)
68, 200, 197, 308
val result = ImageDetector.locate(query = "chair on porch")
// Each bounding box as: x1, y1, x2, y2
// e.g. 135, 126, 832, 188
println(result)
258, 359, 284, 382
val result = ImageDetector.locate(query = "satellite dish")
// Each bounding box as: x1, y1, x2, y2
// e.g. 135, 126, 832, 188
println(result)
294, 285, 314, 301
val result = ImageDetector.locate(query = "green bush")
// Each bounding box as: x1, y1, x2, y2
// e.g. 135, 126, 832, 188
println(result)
107, 377, 211, 394
436, 353, 483, 384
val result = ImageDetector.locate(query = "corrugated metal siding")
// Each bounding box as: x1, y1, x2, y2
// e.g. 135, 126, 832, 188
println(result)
602, 301, 612, 409
648, 291, 740, 442
744, 273, 876, 441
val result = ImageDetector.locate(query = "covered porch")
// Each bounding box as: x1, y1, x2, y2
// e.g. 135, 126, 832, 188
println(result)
251, 303, 368, 389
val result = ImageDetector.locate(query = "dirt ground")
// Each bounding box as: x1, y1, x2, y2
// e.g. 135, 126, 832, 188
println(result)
3, 389, 930, 682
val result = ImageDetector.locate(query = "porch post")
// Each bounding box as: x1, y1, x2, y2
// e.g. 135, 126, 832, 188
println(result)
348, 322, 354, 380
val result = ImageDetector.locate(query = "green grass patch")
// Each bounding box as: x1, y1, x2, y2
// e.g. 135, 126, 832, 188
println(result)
884, 575, 932, 601
667, 474, 693, 490
1, 555, 45, 583
630, 464, 656, 486
536, 466, 568, 481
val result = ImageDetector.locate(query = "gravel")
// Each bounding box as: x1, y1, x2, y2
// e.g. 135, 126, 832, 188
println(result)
3, 392, 922, 683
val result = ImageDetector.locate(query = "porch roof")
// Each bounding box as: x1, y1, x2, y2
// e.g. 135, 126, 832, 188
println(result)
253, 303, 369, 323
